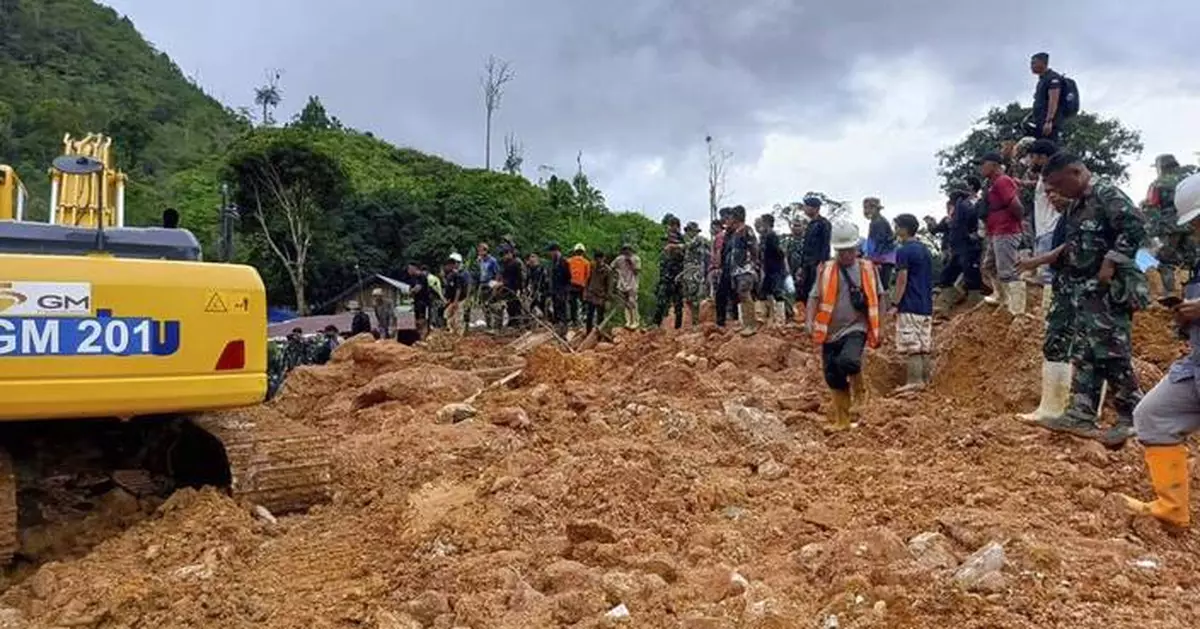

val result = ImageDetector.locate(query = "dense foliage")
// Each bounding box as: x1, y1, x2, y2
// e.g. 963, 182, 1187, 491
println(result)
936, 102, 1144, 190
0, 0, 667, 317
222, 127, 665, 315
0, 0, 248, 223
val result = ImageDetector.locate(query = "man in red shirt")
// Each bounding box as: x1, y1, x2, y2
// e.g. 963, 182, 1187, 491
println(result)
979, 152, 1027, 315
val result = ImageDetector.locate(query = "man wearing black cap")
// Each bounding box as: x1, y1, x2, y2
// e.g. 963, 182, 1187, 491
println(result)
1030, 53, 1065, 141
546, 242, 572, 334
979, 151, 1027, 315
796, 196, 832, 319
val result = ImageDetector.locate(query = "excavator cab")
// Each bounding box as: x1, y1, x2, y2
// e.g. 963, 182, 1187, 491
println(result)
0, 134, 330, 564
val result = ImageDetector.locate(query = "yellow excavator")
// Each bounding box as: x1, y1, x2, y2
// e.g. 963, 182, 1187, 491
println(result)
0, 134, 331, 563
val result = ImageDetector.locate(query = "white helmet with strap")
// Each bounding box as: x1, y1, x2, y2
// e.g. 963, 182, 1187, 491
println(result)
830, 220, 861, 250
1176, 173, 1200, 226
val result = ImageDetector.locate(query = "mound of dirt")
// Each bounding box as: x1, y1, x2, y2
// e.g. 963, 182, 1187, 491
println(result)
4, 310, 1200, 629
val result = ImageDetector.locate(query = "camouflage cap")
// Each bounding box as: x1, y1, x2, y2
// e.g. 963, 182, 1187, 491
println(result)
684, 221, 700, 233
1156, 154, 1181, 170
661, 213, 680, 227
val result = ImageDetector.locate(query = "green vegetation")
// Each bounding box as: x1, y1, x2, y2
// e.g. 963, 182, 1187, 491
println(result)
0, 0, 666, 319
0, 0, 249, 223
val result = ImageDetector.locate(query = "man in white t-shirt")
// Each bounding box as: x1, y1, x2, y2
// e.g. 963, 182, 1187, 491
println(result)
1021, 139, 1061, 310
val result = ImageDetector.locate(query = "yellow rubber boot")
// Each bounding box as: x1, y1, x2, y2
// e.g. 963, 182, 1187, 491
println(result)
827, 390, 852, 432
1121, 444, 1191, 528
849, 373, 869, 412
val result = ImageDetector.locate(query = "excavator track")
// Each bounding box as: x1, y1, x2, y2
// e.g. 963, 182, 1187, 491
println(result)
0, 449, 17, 565
190, 406, 332, 514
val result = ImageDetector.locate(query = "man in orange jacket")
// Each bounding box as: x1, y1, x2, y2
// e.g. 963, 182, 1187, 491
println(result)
806, 221, 884, 432
566, 243, 592, 327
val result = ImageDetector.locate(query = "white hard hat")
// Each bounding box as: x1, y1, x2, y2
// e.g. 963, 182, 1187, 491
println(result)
1175, 173, 1200, 226
830, 221, 861, 250
449, 252, 463, 263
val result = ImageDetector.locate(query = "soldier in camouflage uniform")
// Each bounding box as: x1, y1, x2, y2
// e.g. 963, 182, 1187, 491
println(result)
653, 214, 686, 329
1143, 154, 1190, 298
679, 221, 710, 327
723, 205, 760, 335
1034, 153, 1149, 448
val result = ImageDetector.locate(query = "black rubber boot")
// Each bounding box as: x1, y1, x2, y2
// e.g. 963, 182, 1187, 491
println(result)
1098, 418, 1136, 451
1036, 413, 1101, 439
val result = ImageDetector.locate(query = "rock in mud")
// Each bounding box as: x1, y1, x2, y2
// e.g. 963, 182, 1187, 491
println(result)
404, 590, 451, 626
491, 406, 531, 428
953, 542, 1007, 592
907, 532, 958, 571
566, 519, 618, 544
436, 403, 477, 424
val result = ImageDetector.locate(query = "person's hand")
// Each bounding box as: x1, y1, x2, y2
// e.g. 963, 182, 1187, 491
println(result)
1017, 257, 1040, 273
887, 305, 899, 317
1098, 258, 1115, 285
1174, 299, 1200, 324
1042, 121, 1054, 136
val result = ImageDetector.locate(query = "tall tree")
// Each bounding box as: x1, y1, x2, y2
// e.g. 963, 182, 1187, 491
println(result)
481, 56, 514, 170
706, 135, 732, 224
254, 69, 284, 127
936, 102, 1143, 189
503, 132, 524, 175
292, 95, 340, 131
572, 151, 606, 215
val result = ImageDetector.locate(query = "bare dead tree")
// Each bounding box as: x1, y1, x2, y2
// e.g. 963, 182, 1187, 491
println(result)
503, 132, 524, 175
706, 135, 732, 224
251, 161, 315, 314
481, 56, 515, 170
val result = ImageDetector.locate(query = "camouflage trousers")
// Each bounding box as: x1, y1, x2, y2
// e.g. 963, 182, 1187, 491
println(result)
1043, 282, 1074, 363
653, 270, 684, 328
1064, 288, 1142, 422
1155, 231, 1193, 296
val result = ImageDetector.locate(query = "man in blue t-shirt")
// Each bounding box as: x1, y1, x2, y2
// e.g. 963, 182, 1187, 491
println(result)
890, 214, 934, 393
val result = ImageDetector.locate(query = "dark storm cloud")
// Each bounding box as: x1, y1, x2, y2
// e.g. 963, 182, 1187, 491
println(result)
105, 0, 1200, 208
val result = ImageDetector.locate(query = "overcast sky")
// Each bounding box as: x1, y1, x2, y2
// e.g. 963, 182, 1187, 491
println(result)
104, 0, 1200, 229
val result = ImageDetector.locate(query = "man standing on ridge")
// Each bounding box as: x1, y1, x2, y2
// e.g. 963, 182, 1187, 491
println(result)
1030, 52, 1066, 142
979, 151, 1027, 315
371, 287, 395, 340
713, 207, 735, 327
757, 213, 788, 327
567, 244, 591, 327
613, 244, 642, 329
680, 221, 710, 328
891, 214, 935, 392
807, 221, 884, 432
786, 216, 809, 323
653, 214, 686, 329
546, 242, 572, 336
864, 197, 897, 290
1143, 154, 1190, 300
443, 253, 470, 336
1033, 153, 1148, 448
724, 205, 760, 335
1021, 140, 1061, 311
797, 196, 832, 321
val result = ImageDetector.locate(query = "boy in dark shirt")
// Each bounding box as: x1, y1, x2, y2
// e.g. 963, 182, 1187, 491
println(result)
891, 214, 935, 392
757, 213, 788, 327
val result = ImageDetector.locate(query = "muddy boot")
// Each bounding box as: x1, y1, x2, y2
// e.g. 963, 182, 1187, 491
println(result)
894, 355, 926, 394
1005, 281, 1027, 316
738, 303, 757, 337
1018, 361, 1072, 423
1099, 416, 1136, 450
1036, 412, 1101, 439
1120, 444, 1190, 528
984, 283, 1005, 306
849, 373, 869, 412
934, 286, 961, 316
827, 389, 853, 432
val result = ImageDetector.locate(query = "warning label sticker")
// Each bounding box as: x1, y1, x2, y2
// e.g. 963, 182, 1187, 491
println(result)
204, 291, 251, 315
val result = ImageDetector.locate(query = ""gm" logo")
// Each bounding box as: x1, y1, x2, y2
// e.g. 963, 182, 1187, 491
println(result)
0, 282, 92, 317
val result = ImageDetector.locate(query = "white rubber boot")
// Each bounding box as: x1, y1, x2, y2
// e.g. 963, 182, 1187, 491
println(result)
985, 283, 1005, 305
774, 301, 788, 327
1006, 281, 1027, 316
1040, 284, 1053, 316
1018, 361, 1071, 422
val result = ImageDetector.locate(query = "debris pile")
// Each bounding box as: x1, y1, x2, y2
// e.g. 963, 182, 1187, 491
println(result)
1, 306, 1198, 628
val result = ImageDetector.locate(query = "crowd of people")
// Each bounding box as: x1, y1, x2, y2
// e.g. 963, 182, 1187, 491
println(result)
260, 50, 1200, 531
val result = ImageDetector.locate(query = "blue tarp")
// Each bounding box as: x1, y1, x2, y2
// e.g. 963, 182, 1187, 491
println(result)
268, 307, 298, 323
1136, 249, 1158, 272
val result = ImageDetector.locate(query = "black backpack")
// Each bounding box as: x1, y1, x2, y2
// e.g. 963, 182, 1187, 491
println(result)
1060, 74, 1080, 118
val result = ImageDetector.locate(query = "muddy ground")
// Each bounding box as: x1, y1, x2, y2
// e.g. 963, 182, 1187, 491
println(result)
1, 299, 1197, 628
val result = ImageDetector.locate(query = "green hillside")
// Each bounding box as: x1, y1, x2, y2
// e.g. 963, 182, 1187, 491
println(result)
0, 0, 666, 318
0, 0, 247, 223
